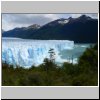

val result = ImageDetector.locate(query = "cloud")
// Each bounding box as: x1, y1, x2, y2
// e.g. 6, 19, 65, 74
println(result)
86, 14, 98, 19
2, 14, 59, 31
2, 14, 98, 31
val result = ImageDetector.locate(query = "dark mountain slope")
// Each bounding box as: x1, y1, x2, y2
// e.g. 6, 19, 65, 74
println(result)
2, 24, 40, 38
2, 15, 98, 43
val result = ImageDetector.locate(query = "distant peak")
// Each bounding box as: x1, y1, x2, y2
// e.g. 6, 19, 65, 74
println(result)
27, 24, 41, 29
11, 24, 41, 31
68, 17, 73, 20
80, 15, 87, 18
78, 15, 92, 20
57, 18, 69, 25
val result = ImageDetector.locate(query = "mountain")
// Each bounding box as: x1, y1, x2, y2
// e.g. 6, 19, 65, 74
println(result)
2, 24, 40, 38
2, 15, 98, 43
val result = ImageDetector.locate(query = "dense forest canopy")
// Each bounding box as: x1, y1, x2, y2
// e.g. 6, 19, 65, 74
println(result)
2, 44, 98, 86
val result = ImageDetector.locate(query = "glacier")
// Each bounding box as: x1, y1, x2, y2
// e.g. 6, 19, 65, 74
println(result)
2, 38, 74, 68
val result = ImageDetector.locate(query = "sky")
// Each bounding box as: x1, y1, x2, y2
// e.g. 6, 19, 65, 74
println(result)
2, 14, 98, 31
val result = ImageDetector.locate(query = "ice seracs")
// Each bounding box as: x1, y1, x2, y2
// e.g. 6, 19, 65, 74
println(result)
2, 38, 74, 68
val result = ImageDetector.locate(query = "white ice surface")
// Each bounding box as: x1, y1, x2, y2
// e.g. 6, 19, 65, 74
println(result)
2, 38, 74, 68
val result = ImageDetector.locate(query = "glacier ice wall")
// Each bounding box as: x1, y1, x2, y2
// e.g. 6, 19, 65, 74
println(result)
2, 38, 74, 68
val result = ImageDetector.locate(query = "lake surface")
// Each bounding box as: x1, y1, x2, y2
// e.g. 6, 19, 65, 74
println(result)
2, 38, 92, 68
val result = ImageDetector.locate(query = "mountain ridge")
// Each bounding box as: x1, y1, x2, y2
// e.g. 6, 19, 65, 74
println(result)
2, 15, 98, 43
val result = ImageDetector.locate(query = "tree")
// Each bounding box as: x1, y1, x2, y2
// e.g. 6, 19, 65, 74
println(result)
43, 48, 56, 71
48, 48, 56, 63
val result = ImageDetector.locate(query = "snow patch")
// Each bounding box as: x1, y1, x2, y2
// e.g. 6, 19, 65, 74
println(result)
58, 20, 69, 25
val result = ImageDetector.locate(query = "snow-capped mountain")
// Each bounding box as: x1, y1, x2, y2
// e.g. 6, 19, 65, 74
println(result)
2, 24, 40, 38
58, 19, 69, 25
2, 15, 98, 43
25, 24, 41, 30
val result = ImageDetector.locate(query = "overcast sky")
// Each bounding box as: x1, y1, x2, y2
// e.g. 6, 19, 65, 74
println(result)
2, 14, 98, 31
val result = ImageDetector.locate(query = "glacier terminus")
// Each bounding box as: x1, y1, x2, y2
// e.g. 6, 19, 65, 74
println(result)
2, 38, 75, 68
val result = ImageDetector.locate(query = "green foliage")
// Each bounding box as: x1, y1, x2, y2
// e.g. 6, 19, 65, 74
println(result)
2, 44, 98, 86
79, 44, 98, 73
